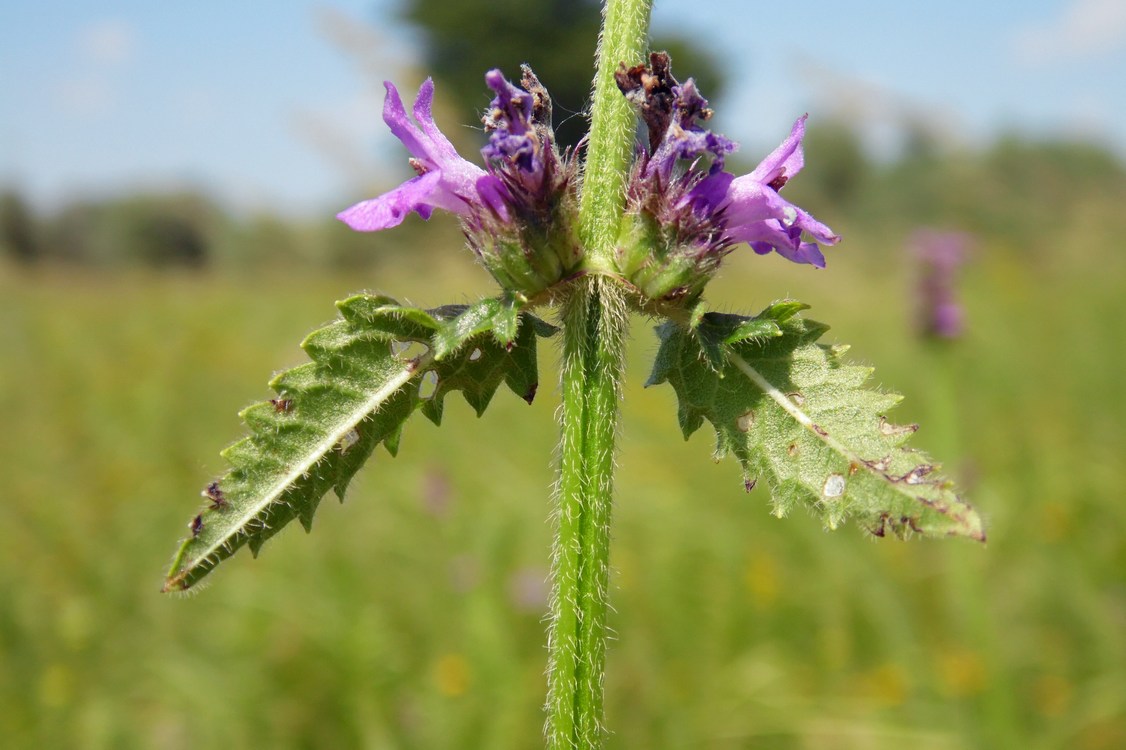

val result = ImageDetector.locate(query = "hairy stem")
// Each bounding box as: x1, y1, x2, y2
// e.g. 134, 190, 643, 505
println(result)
578, 0, 652, 268
546, 2, 649, 746
547, 276, 628, 749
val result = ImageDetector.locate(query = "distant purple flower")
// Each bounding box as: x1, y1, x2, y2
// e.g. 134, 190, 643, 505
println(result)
912, 229, 971, 339
507, 567, 549, 612
337, 78, 510, 231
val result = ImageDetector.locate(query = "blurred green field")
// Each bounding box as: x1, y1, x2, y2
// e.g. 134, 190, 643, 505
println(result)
1, 230, 1123, 749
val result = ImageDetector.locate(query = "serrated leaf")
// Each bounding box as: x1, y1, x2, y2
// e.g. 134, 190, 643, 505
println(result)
420, 307, 547, 424
431, 292, 525, 358
647, 307, 984, 542
164, 294, 555, 592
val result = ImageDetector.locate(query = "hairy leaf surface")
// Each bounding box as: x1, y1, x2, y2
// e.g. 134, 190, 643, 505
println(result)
164, 294, 554, 591
647, 303, 984, 541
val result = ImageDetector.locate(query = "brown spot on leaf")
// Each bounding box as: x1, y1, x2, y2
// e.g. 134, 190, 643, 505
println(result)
522, 382, 539, 405
879, 416, 919, 436
736, 410, 755, 432
867, 455, 893, 472
900, 465, 935, 485
812, 424, 828, 437
744, 477, 758, 493
190, 514, 203, 537
270, 398, 293, 413
787, 443, 800, 457
202, 481, 226, 510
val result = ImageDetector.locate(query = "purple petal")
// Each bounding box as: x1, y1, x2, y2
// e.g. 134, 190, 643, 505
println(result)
411, 78, 461, 162
474, 174, 511, 220
749, 115, 807, 187
339, 78, 500, 233
380, 81, 428, 160
721, 175, 795, 227
737, 220, 826, 267
685, 171, 733, 213
336, 171, 443, 231
794, 207, 840, 245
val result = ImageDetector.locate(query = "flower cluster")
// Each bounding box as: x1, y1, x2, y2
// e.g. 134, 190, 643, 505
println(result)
338, 56, 837, 305
614, 52, 839, 302
338, 67, 579, 297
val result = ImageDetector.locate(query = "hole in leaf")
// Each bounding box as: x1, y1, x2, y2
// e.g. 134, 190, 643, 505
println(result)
469, 347, 482, 362
394, 341, 430, 361
736, 410, 755, 432
822, 473, 846, 499
418, 370, 439, 400
337, 428, 360, 453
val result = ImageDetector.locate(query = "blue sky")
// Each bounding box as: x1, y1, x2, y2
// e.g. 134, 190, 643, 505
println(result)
2, 0, 1124, 217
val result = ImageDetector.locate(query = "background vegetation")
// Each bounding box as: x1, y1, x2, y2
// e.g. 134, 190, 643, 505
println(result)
2, 1, 1124, 747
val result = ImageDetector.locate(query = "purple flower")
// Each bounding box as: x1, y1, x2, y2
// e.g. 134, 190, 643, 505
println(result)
643, 78, 736, 183
688, 115, 839, 267
338, 70, 581, 296
912, 229, 971, 339
482, 70, 541, 178
479, 66, 568, 218
337, 78, 510, 231
614, 52, 839, 302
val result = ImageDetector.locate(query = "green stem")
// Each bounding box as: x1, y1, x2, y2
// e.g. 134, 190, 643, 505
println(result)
578, 0, 653, 267
547, 276, 628, 749
546, 3, 649, 746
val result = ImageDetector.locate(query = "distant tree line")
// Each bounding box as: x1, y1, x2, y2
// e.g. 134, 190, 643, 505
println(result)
399, 0, 724, 151
4, 129, 1124, 271
0, 188, 445, 271
777, 124, 1126, 263
7, 0, 1125, 271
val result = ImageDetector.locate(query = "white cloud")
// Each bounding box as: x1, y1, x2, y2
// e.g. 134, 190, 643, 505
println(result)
53, 77, 115, 117
1010, 0, 1126, 65
52, 21, 137, 119
79, 20, 136, 66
